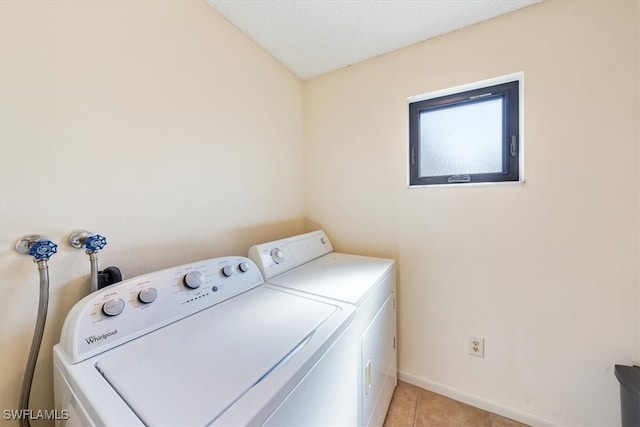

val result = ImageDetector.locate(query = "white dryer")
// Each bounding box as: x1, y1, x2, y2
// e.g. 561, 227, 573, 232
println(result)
53, 256, 357, 427
249, 231, 397, 427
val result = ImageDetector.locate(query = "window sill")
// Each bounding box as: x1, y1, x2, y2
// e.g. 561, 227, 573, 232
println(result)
407, 179, 526, 189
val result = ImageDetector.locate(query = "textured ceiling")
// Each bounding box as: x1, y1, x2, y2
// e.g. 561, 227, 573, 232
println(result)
207, 0, 542, 80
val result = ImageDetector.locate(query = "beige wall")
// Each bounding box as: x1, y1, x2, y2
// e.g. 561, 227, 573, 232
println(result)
0, 1, 306, 423
304, 1, 639, 426
1, 1, 639, 426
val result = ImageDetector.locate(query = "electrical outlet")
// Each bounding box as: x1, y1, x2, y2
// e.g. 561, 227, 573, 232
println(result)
469, 336, 484, 358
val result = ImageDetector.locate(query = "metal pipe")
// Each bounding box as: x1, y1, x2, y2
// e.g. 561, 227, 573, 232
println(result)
89, 251, 99, 293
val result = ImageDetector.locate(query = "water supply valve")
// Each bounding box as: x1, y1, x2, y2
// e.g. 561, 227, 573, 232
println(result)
68, 230, 107, 252
15, 235, 58, 261
68, 230, 112, 293
85, 234, 107, 252
30, 240, 58, 260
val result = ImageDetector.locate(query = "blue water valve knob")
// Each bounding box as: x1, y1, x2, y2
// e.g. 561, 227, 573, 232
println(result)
29, 240, 58, 260
85, 234, 107, 252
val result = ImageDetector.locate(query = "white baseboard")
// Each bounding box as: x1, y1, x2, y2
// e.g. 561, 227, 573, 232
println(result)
397, 370, 559, 427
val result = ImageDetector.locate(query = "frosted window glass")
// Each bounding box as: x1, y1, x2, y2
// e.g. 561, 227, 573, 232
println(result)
419, 98, 503, 177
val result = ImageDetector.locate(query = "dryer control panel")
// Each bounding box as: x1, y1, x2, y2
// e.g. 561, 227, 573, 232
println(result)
59, 256, 264, 363
248, 230, 333, 280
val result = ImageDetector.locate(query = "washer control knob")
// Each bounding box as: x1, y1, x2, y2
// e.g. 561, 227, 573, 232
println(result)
183, 271, 204, 289
221, 265, 234, 278
320, 237, 327, 245
138, 287, 158, 304
270, 248, 285, 264
102, 298, 125, 316
238, 262, 250, 273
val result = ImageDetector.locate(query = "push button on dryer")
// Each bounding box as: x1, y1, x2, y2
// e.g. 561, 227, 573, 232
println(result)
270, 248, 285, 264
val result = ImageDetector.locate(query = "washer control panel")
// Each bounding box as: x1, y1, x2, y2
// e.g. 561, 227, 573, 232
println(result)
59, 256, 264, 363
248, 230, 333, 280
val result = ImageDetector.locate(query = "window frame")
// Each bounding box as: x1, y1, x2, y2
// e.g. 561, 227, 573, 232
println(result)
408, 74, 523, 187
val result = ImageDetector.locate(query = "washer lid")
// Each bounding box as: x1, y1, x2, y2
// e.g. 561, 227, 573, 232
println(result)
267, 253, 395, 305
95, 287, 336, 427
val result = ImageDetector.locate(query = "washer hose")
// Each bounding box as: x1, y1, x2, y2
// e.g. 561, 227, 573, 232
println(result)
89, 251, 99, 293
19, 259, 50, 427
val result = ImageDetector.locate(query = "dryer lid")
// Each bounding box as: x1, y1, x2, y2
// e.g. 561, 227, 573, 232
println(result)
268, 253, 395, 305
95, 287, 337, 427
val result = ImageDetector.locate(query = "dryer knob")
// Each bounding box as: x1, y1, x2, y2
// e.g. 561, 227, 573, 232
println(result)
138, 287, 158, 304
238, 262, 250, 273
270, 248, 285, 264
102, 298, 125, 316
221, 265, 234, 278
183, 271, 204, 289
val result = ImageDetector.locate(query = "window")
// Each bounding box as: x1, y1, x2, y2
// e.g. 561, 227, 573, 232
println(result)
408, 75, 522, 186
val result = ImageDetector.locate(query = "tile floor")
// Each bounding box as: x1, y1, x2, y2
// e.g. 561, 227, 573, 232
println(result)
383, 381, 529, 427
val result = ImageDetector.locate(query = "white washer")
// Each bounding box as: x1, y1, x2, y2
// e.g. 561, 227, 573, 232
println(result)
53, 256, 357, 427
249, 231, 397, 427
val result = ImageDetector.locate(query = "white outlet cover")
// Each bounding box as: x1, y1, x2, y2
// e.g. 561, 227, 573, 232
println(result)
469, 336, 485, 358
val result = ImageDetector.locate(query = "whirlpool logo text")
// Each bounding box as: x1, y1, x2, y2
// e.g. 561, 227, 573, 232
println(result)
84, 329, 117, 345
